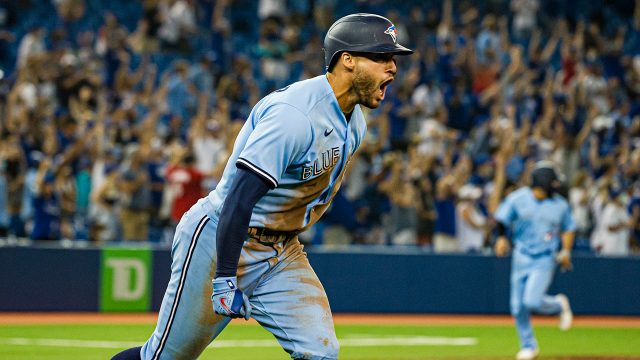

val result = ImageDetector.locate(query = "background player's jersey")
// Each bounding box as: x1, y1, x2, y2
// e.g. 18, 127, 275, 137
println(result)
208, 75, 366, 232
495, 187, 576, 256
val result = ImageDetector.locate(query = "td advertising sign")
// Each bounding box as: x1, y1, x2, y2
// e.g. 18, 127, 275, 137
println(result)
100, 248, 152, 312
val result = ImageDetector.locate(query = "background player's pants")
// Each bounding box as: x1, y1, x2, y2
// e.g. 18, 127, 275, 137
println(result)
140, 198, 339, 359
510, 248, 563, 350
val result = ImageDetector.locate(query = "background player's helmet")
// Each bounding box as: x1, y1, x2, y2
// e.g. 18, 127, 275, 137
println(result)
531, 161, 564, 195
323, 13, 413, 71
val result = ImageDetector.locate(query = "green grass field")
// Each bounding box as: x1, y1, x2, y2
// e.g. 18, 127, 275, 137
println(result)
1, 322, 639, 359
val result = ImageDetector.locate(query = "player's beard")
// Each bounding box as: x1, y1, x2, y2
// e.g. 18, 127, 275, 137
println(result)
353, 66, 383, 109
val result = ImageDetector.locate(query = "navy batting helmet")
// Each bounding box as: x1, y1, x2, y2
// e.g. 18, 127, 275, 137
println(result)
531, 161, 563, 195
323, 13, 413, 71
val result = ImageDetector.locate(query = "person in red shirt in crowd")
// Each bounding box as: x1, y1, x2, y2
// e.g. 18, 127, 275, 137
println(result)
165, 152, 205, 224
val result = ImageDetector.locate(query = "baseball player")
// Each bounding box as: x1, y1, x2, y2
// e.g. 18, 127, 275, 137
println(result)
494, 161, 576, 360
112, 13, 412, 360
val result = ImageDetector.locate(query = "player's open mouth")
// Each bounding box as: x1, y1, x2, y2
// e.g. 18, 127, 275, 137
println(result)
379, 78, 393, 100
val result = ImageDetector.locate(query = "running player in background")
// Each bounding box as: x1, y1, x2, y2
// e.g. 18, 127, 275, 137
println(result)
494, 161, 576, 360
112, 13, 412, 360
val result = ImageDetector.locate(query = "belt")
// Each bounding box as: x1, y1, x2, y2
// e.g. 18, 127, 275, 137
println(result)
518, 248, 553, 259
247, 227, 299, 243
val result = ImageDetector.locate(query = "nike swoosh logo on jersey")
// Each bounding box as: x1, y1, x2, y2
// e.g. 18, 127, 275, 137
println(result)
324, 128, 334, 136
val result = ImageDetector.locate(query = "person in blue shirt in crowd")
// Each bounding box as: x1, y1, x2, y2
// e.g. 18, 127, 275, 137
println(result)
494, 161, 576, 360
30, 162, 61, 241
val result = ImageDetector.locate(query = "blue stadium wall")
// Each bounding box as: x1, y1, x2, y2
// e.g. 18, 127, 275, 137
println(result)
1, 246, 639, 315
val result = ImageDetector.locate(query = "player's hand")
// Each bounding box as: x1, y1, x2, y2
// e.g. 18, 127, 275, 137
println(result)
556, 249, 573, 272
212, 276, 251, 320
494, 237, 510, 257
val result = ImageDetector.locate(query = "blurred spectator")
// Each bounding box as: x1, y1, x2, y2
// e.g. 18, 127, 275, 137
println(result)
2, 132, 26, 237
16, 27, 45, 69
56, 164, 77, 240
158, 0, 196, 52
53, 0, 86, 23
630, 184, 640, 251
589, 180, 609, 250
74, 156, 92, 240
0, 173, 7, 237
0, 28, 16, 72
96, 13, 129, 88
118, 146, 152, 241
165, 151, 204, 224
433, 157, 471, 253
189, 97, 229, 190
91, 164, 120, 243
258, 0, 286, 20
568, 171, 593, 252
166, 60, 195, 128
129, 18, 161, 54
378, 151, 418, 245
0, 132, 10, 237
188, 54, 216, 99
475, 14, 502, 66
592, 187, 632, 256
146, 139, 167, 243
510, 0, 539, 41
456, 183, 488, 253
255, 16, 291, 91
31, 159, 60, 241
415, 109, 447, 162
415, 173, 437, 248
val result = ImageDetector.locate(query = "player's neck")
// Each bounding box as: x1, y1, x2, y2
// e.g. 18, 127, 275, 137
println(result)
326, 72, 357, 114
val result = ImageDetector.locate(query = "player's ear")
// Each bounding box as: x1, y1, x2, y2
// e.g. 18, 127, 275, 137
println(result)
340, 52, 356, 71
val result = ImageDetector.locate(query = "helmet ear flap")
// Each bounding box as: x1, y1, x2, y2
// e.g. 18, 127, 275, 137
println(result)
325, 50, 344, 72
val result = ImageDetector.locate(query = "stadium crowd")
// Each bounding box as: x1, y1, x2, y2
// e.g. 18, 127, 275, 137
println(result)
0, 0, 639, 256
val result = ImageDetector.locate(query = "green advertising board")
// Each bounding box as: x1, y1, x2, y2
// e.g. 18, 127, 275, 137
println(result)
100, 247, 152, 312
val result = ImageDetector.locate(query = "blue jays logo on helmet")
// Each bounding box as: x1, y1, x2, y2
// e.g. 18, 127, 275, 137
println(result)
384, 25, 397, 43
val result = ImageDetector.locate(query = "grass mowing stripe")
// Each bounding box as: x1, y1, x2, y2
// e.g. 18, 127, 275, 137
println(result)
0, 336, 477, 349
0, 338, 142, 348
340, 337, 477, 346
2, 324, 640, 359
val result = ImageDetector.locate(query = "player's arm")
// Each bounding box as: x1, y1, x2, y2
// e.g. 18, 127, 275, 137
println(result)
493, 194, 516, 257
556, 202, 577, 271
556, 230, 575, 271
494, 221, 511, 257
215, 168, 272, 277
212, 167, 271, 320
211, 102, 312, 320
215, 103, 309, 280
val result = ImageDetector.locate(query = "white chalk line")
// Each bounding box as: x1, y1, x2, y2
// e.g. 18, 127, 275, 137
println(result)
0, 336, 478, 349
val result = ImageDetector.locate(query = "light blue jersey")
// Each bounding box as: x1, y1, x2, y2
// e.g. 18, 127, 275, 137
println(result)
495, 187, 576, 256
120, 12, 415, 360
208, 74, 366, 231
138, 75, 366, 360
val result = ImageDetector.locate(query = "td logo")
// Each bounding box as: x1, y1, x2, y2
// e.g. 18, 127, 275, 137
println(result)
106, 258, 147, 300
100, 248, 152, 312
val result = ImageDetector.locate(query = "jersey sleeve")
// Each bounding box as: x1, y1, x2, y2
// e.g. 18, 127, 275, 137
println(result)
494, 195, 516, 225
236, 103, 311, 189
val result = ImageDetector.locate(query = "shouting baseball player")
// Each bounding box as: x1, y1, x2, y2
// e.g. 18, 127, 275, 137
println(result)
112, 13, 412, 360
494, 161, 576, 360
